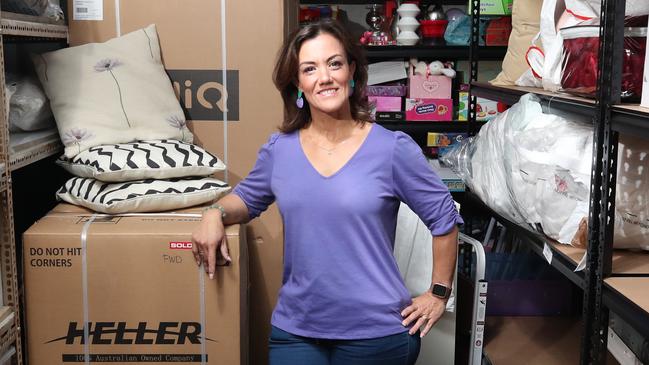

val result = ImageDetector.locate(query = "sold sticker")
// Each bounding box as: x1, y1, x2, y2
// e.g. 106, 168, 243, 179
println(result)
169, 242, 193, 250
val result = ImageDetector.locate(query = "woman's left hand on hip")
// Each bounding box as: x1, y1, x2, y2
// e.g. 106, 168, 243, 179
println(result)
400, 292, 447, 337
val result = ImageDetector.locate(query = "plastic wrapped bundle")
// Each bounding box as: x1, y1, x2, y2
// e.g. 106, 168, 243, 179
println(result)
6, 75, 54, 132
444, 94, 649, 251
0, 0, 64, 20
442, 93, 593, 244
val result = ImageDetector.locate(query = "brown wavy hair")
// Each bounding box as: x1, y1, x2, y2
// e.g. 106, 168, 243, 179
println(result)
273, 19, 372, 134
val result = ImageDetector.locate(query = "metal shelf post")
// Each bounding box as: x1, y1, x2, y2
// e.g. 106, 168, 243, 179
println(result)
581, 0, 625, 363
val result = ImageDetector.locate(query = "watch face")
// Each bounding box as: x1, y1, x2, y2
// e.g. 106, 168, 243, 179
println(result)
432, 284, 449, 298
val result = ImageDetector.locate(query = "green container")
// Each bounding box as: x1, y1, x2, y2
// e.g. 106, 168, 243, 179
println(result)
469, 0, 513, 15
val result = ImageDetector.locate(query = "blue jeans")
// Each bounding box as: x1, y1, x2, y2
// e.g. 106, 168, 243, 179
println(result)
269, 326, 421, 365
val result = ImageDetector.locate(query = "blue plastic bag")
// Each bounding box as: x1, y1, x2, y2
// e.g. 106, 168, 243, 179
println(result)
444, 14, 488, 46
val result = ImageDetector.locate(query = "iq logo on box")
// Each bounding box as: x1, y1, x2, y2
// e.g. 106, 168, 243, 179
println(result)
167, 70, 239, 121
169, 242, 193, 250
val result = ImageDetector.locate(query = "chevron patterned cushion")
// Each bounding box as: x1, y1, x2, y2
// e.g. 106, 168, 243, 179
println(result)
56, 140, 225, 182
56, 177, 230, 214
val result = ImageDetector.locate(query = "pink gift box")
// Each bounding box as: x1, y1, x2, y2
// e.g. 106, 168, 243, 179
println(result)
405, 98, 453, 121
368, 96, 402, 112
408, 74, 452, 99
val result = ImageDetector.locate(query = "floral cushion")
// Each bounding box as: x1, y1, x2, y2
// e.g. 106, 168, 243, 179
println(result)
33, 24, 191, 158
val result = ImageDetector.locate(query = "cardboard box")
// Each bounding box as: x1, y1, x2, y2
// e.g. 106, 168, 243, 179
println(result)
427, 133, 468, 158
369, 96, 402, 112
470, 0, 513, 15
477, 97, 500, 121
366, 85, 407, 97
457, 90, 469, 121
427, 133, 467, 147
405, 98, 453, 121
408, 75, 452, 99
67, 2, 287, 362
369, 96, 402, 121
23, 204, 248, 364
375, 111, 405, 122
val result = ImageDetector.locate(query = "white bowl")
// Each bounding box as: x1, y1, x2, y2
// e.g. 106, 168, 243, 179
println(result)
397, 31, 419, 46
397, 17, 420, 32
397, 4, 420, 18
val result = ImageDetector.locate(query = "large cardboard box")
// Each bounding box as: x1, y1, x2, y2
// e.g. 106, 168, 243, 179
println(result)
23, 204, 248, 364
66, 2, 287, 362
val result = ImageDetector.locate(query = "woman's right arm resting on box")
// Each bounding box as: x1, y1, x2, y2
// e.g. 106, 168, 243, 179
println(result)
191, 134, 278, 279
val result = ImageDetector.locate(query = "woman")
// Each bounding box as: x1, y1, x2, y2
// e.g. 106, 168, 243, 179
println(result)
192, 19, 463, 365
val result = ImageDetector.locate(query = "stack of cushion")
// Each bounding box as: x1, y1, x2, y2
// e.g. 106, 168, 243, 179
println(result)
55, 140, 229, 214
32, 24, 230, 213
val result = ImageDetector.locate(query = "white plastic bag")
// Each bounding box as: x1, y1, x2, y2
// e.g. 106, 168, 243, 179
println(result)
566, 0, 649, 19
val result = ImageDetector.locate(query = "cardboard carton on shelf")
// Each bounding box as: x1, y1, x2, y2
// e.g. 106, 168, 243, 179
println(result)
23, 204, 248, 364
476, 97, 501, 121
369, 96, 402, 121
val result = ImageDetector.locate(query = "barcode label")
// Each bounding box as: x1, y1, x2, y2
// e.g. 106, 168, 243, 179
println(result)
73, 0, 103, 20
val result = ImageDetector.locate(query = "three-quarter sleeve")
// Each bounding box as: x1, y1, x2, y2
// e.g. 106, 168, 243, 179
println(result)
392, 132, 464, 236
232, 133, 279, 220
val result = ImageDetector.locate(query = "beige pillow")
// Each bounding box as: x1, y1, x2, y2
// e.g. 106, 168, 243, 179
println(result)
33, 24, 192, 158
491, 0, 544, 86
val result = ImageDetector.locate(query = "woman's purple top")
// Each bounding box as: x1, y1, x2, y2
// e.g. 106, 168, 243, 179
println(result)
232, 123, 463, 339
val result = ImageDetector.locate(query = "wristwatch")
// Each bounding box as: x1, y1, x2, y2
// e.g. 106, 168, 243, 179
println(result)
429, 283, 452, 300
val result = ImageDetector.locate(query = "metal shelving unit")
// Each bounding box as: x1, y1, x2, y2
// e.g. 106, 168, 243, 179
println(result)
0, 8, 69, 365
365, 45, 507, 60
8, 129, 62, 171
0, 11, 68, 40
301, 0, 469, 4
467, 0, 649, 363
377, 120, 484, 133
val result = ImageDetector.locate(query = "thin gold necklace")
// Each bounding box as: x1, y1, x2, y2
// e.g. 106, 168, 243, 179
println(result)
307, 132, 354, 155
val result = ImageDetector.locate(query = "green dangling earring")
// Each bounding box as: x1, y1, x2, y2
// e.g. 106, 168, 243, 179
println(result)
296, 90, 304, 109
349, 79, 355, 97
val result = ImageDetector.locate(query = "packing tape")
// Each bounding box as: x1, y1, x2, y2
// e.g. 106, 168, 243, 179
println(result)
81, 213, 98, 365
48, 212, 203, 219
221, 0, 229, 184
114, 0, 121, 37
199, 263, 207, 364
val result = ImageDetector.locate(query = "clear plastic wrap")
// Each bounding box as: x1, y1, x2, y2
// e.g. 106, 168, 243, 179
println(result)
443, 94, 649, 250
442, 93, 593, 244
560, 24, 647, 100
0, 0, 64, 20
5, 75, 54, 132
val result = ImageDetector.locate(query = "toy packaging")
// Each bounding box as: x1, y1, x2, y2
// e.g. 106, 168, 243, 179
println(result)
476, 97, 500, 121
405, 98, 453, 121
458, 90, 469, 121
